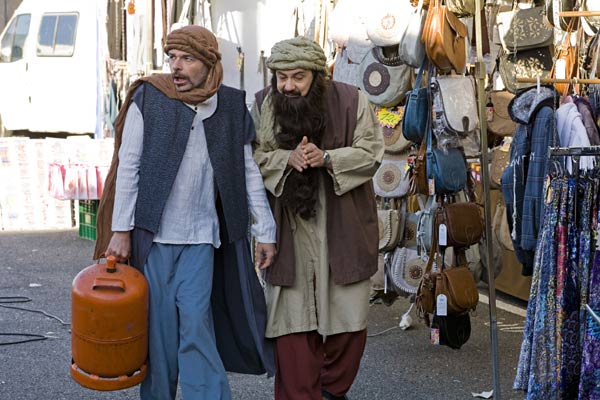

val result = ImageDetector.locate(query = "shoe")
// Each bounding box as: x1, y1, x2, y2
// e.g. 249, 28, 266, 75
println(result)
322, 389, 348, 400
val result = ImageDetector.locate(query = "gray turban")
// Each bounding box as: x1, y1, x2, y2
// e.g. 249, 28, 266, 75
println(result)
266, 36, 328, 73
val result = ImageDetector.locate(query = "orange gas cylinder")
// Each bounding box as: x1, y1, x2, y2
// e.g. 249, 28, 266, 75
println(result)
71, 256, 148, 391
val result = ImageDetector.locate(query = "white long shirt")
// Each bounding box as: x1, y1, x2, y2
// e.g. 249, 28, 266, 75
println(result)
112, 93, 276, 246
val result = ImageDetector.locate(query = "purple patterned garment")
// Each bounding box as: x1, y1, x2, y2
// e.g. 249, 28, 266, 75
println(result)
579, 179, 600, 399
559, 178, 582, 399
514, 177, 562, 396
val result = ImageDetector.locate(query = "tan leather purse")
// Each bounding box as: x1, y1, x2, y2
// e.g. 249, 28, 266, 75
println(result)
435, 200, 484, 248
551, 22, 579, 94
422, 0, 468, 73
409, 139, 429, 196
487, 90, 516, 137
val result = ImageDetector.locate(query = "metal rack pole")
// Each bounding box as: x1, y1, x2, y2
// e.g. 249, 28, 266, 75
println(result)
474, 1, 502, 398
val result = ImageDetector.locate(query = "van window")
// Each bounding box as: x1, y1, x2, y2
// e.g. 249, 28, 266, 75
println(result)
37, 13, 78, 57
0, 14, 31, 63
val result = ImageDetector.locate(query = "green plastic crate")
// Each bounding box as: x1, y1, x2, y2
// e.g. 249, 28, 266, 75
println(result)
78, 200, 99, 241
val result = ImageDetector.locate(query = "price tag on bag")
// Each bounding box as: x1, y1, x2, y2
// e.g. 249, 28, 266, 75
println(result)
430, 327, 440, 345
436, 294, 448, 316
438, 224, 447, 246
428, 177, 435, 196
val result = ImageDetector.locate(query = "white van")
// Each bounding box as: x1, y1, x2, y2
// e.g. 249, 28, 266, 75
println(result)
0, 0, 101, 136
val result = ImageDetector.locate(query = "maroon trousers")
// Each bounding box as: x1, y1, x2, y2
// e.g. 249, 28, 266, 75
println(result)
274, 329, 367, 400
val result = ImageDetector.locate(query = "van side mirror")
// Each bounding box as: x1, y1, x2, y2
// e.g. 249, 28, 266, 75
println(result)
11, 45, 23, 61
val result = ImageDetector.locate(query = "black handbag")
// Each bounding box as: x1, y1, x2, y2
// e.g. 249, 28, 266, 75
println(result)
431, 312, 471, 349
498, 47, 553, 94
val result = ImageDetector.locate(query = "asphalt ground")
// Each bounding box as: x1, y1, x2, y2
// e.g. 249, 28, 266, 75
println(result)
0, 230, 527, 400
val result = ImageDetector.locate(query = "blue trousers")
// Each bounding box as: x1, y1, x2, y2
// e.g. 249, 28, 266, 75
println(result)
140, 243, 231, 400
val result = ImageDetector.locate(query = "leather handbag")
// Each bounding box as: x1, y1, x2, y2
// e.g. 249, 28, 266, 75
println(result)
498, 47, 553, 94
432, 75, 479, 137
430, 312, 471, 349
422, 0, 468, 73
402, 60, 429, 144
496, 5, 553, 52
493, 198, 514, 251
487, 90, 516, 137
435, 200, 484, 247
378, 207, 403, 252
551, 23, 578, 94
416, 229, 479, 318
358, 47, 412, 107
409, 138, 430, 196
373, 156, 411, 198
398, 0, 427, 68
426, 147, 467, 195
490, 139, 511, 189
435, 262, 479, 315
426, 124, 467, 195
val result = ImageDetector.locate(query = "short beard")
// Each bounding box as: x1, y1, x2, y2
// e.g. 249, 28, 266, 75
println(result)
271, 71, 329, 219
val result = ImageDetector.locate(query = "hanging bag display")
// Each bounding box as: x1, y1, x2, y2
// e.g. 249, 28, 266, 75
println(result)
358, 47, 412, 107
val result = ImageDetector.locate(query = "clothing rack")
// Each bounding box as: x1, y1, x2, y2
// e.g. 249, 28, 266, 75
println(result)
550, 145, 600, 157
473, 0, 502, 396
516, 78, 600, 84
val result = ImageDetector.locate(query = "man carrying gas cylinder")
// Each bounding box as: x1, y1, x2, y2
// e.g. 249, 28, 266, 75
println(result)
94, 25, 277, 400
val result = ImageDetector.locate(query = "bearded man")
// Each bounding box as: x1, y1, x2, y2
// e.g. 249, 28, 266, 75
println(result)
94, 26, 276, 400
251, 36, 384, 400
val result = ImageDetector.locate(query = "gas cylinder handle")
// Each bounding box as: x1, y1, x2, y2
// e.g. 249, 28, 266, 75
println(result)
106, 256, 117, 273
92, 277, 126, 292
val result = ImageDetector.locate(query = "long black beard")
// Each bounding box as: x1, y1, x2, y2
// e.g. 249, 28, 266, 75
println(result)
271, 73, 329, 220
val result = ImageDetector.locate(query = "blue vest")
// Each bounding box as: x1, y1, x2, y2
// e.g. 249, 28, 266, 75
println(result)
132, 83, 252, 243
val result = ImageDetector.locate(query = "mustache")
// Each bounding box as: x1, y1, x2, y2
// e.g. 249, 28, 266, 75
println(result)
282, 89, 301, 96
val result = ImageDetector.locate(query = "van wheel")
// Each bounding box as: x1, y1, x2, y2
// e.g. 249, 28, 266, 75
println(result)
0, 114, 12, 137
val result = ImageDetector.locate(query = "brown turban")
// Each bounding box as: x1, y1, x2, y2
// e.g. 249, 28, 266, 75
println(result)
163, 25, 223, 104
266, 36, 328, 74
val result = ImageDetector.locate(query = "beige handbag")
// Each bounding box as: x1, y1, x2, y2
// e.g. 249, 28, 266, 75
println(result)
376, 106, 412, 154
493, 198, 514, 251
374, 156, 411, 198
378, 199, 407, 252
366, 0, 410, 46
358, 47, 412, 107
489, 138, 512, 189
487, 90, 516, 137
433, 75, 479, 137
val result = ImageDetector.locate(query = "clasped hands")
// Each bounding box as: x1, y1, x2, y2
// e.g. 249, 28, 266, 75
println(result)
288, 136, 327, 172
